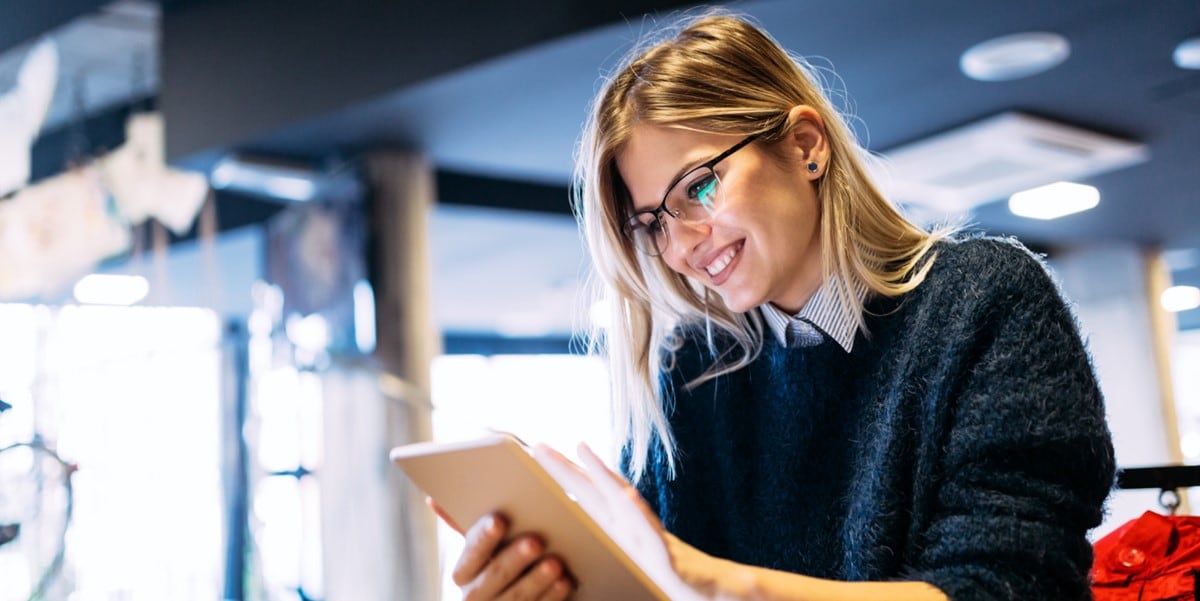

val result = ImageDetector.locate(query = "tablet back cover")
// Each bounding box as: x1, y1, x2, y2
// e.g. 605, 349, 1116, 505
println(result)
391, 436, 668, 600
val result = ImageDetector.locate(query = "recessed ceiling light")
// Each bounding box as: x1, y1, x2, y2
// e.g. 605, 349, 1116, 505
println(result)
1008, 181, 1099, 219
1161, 285, 1200, 313
1175, 37, 1200, 70
961, 32, 1070, 81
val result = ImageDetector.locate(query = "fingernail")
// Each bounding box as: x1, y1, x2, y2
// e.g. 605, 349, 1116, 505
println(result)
556, 577, 573, 593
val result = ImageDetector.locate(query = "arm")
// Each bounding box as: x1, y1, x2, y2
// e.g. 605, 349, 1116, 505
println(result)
665, 533, 947, 601
541, 443, 949, 601
897, 240, 1115, 599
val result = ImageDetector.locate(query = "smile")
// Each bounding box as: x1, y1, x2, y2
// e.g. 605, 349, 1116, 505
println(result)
704, 242, 742, 278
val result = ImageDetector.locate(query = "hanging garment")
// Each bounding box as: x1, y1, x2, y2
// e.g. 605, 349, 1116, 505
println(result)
1092, 510, 1200, 600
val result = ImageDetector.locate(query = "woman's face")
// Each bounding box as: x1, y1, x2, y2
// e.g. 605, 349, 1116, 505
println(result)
616, 118, 826, 314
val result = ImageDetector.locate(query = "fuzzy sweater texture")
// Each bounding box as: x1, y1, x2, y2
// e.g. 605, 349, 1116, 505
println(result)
631, 237, 1116, 601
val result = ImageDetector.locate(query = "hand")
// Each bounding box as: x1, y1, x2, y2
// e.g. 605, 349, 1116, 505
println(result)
532, 444, 754, 600
428, 500, 574, 601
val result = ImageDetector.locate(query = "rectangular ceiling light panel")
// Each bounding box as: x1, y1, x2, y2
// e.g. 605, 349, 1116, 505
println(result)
878, 112, 1148, 215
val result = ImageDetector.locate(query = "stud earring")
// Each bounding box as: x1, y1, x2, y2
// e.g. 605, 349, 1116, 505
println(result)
807, 161, 819, 174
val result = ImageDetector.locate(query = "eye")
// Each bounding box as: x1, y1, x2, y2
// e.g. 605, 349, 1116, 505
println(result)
684, 172, 719, 207
629, 211, 664, 235
644, 215, 666, 236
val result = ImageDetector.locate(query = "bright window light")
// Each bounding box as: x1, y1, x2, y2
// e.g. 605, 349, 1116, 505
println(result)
1162, 285, 1200, 313
353, 279, 376, 354
285, 313, 330, 352
261, 176, 317, 202
589, 298, 612, 330
72, 274, 150, 305
0, 305, 224, 600
1008, 181, 1099, 220
209, 157, 317, 202
430, 354, 612, 601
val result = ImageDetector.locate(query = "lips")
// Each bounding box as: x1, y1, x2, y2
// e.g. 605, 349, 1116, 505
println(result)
701, 240, 743, 284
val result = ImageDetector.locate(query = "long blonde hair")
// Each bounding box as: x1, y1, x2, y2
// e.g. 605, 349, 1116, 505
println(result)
572, 11, 949, 482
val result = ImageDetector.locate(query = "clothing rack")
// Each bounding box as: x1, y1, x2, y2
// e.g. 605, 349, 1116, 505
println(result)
1117, 466, 1200, 491
1116, 465, 1200, 513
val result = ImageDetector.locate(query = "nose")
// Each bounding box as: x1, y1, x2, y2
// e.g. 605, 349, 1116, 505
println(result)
664, 218, 711, 260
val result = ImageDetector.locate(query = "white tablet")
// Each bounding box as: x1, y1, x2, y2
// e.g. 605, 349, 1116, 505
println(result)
390, 435, 668, 600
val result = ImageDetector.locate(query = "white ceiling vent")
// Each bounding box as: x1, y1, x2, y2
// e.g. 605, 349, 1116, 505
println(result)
877, 112, 1148, 215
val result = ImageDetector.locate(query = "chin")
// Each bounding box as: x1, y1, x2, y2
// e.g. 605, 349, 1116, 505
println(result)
716, 290, 760, 314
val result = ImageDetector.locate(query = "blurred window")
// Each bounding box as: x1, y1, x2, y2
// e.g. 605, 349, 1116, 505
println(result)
0, 304, 223, 601
430, 353, 612, 601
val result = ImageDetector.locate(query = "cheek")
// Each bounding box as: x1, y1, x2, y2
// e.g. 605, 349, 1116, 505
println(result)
661, 252, 690, 276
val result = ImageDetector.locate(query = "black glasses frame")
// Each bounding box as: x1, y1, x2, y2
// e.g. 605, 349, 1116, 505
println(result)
623, 133, 761, 255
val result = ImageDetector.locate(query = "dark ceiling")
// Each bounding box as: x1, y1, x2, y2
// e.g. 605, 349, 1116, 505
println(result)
4, 0, 1200, 327
159, 0, 1200, 248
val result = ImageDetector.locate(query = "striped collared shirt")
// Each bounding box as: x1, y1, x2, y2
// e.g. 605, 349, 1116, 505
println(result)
759, 277, 867, 352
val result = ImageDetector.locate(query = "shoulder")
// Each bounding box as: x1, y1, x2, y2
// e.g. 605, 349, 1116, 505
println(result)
881, 234, 1081, 339
929, 234, 1050, 279
920, 234, 1061, 301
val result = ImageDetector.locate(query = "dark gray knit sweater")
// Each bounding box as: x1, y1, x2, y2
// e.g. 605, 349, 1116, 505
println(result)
631, 237, 1116, 600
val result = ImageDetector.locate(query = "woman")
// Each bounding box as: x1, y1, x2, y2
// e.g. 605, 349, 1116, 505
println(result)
444, 11, 1115, 601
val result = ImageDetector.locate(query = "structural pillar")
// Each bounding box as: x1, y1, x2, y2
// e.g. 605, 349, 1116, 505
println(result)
366, 151, 441, 600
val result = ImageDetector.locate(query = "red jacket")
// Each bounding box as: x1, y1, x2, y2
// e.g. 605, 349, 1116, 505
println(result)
1092, 511, 1200, 600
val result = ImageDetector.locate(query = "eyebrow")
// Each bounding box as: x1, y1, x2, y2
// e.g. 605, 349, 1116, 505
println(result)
658, 154, 713, 205
624, 157, 705, 214
657, 134, 761, 204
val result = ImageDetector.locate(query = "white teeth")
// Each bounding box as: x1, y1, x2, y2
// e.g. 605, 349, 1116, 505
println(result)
705, 246, 738, 276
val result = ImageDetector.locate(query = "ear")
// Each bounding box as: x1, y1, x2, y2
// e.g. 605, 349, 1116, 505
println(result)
783, 105, 830, 180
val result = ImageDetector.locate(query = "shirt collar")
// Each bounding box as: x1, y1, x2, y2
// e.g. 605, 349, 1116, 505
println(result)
759, 277, 867, 352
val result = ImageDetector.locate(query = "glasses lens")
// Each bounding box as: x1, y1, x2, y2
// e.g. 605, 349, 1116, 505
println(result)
625, 212, 667, 256
666, 167, 721, 223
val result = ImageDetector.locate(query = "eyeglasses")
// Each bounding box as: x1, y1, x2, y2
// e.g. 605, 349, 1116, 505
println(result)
622, 133, 760, 256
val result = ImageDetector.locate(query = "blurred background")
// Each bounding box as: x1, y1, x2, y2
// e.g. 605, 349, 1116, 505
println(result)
0, 0, 1197, 599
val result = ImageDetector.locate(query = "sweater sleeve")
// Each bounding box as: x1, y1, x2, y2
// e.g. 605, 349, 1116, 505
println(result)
907, 239, 1116, 601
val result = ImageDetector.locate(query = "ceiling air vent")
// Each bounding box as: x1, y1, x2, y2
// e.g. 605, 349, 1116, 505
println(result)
877, 112, 1148, 215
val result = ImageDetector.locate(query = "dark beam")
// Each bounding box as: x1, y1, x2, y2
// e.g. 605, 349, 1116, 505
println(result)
435, 169, 572, 216
443, 332, 581, 356
0, 0, 110, 52
161, 0, 698, 161
29, 96, 153, 181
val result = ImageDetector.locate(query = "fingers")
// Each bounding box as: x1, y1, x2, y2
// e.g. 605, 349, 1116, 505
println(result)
466, 536, 542, 600
426, 497, 463, 534
498, 553, 573, 601
531, 443, 595, 491
575, 443, 667, 555
534, 571, 573, 601
533, 444, 609, 522
576, 443, 642, 509
453, 515, 575, 601
576, 443, 620, 483
452, 514, 506, 587
574, 443, 607, 473
462, 535, 572, 601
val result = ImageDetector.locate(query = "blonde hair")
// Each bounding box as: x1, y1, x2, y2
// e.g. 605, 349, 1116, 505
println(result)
572, 11, 951, 482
